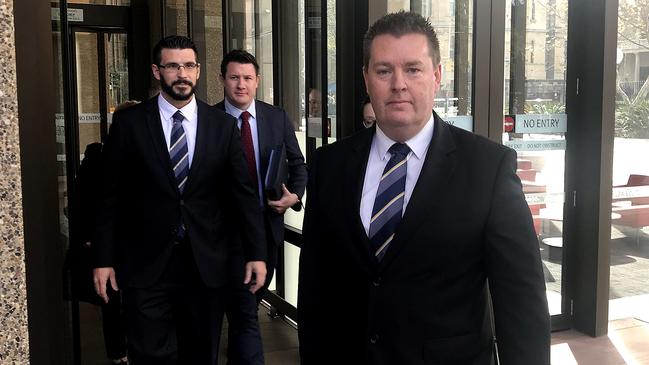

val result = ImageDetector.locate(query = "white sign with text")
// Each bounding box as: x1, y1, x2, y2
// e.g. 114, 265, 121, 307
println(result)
515, 113, 567, 133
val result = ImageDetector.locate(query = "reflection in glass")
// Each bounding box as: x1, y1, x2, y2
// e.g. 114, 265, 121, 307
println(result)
75, 32, 102, 152
226, 0, 274, 104
502, 0, 568, 316
165, 0, 188, 36
192, 0, 224, 104
105, 33, 129, 120
387, 0, 473, 128
609, 0, 649, 322
68, 0, 131, 4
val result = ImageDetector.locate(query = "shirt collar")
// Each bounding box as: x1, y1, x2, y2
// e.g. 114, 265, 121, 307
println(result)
374, 113, 435, 161
158, 93, 197, 122
224, 98, 257, 120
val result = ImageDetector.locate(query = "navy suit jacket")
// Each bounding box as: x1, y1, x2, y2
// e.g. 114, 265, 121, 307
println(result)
215, 99, 308, 248
298, 113, 551, 364
93, 96, 267, 289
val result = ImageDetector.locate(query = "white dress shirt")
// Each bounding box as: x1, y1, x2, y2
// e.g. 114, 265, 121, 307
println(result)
360, 115, 436, 235
158, 94, 198, 167
224, 99, 263, 200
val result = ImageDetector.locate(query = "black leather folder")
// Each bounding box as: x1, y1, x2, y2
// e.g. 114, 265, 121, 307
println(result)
264, 144, 288, 200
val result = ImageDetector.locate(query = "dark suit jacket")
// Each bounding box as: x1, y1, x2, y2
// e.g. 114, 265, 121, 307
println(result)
215, 99, 307, 247
93, 96, 267, 289
298, 114, 551, 365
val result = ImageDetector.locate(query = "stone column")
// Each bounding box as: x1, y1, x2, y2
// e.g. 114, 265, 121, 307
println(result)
0, 0, 30, 362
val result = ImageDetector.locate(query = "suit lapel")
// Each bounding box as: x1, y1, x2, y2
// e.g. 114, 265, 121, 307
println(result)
255, 100, 273, 183
378, 115, 458, 270
184, 100, 209, 194
145, 98, 179, 192
344, 128, 376, 268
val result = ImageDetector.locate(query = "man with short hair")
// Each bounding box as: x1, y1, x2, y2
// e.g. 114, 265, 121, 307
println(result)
298, 11, 550, 364
215, 49, 307, 364
93, 36, 267, 364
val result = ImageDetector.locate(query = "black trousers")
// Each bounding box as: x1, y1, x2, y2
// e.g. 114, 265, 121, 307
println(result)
123, 242, 226, 365
225, 221, 279, 365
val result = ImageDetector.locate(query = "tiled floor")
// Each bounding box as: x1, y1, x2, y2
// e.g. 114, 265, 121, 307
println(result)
80, 302, 649, 364
551, 318, 649, 365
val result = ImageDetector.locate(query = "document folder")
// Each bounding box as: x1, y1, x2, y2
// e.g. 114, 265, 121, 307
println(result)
264, 144, 288, 200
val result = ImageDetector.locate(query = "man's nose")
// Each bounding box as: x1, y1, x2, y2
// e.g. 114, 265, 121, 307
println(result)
391, 70, 407, 91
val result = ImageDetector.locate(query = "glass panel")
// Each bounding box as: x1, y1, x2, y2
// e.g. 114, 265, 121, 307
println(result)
305, 0, 325, 144
105, 33, 129, 125
227, 0, 274, 104
68, 0, 131, 4
165, 0, 189, 36
284, 0, 307, 231
284, 242, 301, 307
385, 1, 473, 131
326, 0, 336, 141
75, 32, 102, 155
193, 0, 224, 104
609, 0, 649, 322
51, 5, 75, 362
502, 0, 568, 316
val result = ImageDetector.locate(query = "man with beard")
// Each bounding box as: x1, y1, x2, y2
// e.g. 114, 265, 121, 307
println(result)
93, 35, 267, 364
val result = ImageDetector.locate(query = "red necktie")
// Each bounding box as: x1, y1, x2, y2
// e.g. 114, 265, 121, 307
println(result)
240, 111, 258, 186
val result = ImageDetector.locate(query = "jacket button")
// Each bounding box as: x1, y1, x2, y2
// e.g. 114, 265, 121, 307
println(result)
369, 334, 379, 344
180, 199, 185, 206
373, 278, 381, 287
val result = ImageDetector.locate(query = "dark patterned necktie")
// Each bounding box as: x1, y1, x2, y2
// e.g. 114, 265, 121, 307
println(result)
369, 143, 410, 261
240, 111, 258, 186
170, 110, 190, 193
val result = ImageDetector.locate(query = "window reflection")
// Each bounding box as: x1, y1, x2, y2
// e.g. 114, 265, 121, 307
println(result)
609, 0, 649, 322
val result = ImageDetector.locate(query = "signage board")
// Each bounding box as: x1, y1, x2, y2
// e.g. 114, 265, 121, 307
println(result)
504, 139, 566, 152
514, 113, 567, 134
444, 116, 473, 132
51, 8, 84, 22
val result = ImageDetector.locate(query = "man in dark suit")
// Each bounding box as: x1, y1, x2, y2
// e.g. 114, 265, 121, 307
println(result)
215, 49, 307, 364
298, 11, 550, 365
92, 36, 267, 365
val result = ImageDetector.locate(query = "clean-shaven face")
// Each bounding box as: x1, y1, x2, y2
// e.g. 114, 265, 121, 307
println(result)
222, 62, 259, 110
363, 33, 441, 142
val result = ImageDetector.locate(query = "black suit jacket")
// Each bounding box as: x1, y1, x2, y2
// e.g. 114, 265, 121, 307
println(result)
93, 96, 267, 289
298, 114, 550, 364
215, 100, 307, 247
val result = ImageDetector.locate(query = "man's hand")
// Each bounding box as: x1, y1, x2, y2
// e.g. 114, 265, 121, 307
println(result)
244, 261, 267, 294
267, 184, 299, 214
93, 267, 119, 304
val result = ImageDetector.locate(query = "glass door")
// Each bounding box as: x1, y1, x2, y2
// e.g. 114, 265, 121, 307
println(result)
500, 0, 570, 321
609, 0, 649, 324
69, 27, 130, 364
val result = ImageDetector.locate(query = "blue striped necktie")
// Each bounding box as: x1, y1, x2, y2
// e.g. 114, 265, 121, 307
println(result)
170, 111, 190, 193
369, 143, 410, 261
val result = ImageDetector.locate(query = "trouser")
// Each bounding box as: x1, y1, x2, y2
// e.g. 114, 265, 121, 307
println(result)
123, 242, 226, 365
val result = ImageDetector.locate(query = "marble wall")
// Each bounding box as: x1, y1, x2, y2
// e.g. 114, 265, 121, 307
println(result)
0, 0, 30, 362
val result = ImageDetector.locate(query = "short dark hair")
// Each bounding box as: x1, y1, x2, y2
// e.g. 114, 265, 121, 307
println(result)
152, 35, 198, 66
363, 11, 440, 69
220, 49, 260, 77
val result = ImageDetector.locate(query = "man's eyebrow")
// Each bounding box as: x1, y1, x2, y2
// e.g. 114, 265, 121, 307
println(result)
371, 61, 393, 68
403, 60, 425, 67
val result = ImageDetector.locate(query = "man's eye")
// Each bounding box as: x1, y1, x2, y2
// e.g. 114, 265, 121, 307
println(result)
407, 68, 421, 74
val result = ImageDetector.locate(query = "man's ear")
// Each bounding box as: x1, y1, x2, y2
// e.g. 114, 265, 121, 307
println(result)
152, 64, 161, 81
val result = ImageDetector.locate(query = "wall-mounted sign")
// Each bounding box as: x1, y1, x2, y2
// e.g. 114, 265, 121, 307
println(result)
504, 115, 515, 132
444, 116, 473, 132
510, 113, 567, 134
51, 8, 84, 22
504, 139, 566, 151
79, 113, 101, 124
